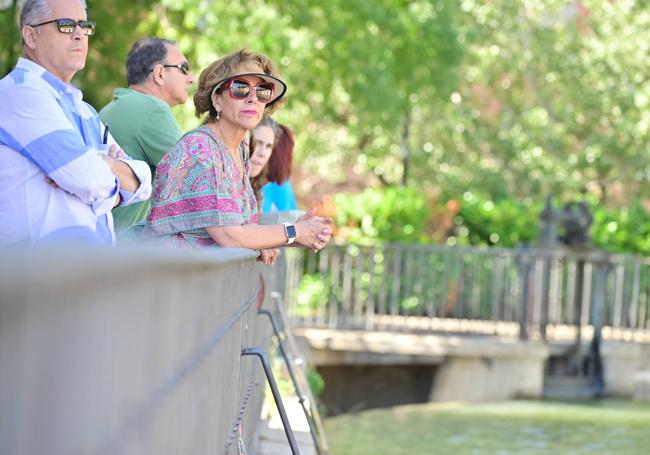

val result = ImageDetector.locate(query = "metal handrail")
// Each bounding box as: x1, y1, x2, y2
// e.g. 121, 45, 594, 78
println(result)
258, 292, 330, 455
241, 347, 301, 455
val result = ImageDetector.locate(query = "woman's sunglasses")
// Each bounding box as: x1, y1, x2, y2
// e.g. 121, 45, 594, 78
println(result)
215, 79, 275, 104
30, 18, 96, 36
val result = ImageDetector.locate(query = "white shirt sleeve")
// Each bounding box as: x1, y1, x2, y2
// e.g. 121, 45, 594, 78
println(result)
116, 158, 152, 206
1, 84, 121, 215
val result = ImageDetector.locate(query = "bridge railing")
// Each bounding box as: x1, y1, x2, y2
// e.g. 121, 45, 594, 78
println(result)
0, 247, 272, 455
284, 243, 650, 340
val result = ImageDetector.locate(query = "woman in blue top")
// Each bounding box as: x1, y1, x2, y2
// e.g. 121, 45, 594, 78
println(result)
249, 119, 297, 212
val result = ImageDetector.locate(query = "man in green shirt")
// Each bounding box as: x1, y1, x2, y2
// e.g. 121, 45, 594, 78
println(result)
100, 37, 194, 233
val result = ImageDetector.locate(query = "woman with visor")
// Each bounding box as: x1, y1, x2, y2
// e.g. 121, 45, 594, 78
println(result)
144, 49, 331, 263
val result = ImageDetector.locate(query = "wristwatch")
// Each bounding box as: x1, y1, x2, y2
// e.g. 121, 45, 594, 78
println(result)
283, 222, 296, 245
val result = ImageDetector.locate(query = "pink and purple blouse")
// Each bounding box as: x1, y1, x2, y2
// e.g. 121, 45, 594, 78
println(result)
144, 125, 258, 247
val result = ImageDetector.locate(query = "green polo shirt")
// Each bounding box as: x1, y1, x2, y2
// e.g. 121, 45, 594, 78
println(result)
100, 88, 182, 233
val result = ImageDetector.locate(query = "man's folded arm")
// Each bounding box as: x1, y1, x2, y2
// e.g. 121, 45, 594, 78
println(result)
103, 153, 152, 207
102, 131, 153, 206
0, 86, 151, 214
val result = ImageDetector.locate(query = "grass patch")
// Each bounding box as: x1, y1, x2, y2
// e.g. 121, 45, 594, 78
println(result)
325, 400, 650, 455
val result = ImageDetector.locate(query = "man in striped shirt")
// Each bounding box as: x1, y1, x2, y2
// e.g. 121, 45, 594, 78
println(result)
0, 0, 152, 246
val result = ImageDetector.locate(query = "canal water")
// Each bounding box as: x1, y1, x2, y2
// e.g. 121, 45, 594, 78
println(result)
325, 400, 650, 454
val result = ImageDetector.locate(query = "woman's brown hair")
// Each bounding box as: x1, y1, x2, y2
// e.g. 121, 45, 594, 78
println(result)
266, 124, 294, 185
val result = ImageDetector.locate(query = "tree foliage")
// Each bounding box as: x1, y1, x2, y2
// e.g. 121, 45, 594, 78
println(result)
416, 0, 650, 205
136, 0, 463, 184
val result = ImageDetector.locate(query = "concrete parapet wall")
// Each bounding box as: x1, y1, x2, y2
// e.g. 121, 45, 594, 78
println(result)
297, 328, 549, 402
0, 247, 270, 455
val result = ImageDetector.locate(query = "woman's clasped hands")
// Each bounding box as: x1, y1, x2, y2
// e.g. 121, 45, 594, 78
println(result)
295, 212, 333, 252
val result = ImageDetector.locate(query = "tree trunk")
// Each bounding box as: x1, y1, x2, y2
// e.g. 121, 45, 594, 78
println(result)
400, 110, 411, 186
599, 179, 608, 205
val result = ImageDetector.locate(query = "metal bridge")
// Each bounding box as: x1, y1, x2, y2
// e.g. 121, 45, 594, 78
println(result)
283, 244, 650, 406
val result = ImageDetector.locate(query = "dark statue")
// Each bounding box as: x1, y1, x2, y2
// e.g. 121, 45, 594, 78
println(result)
538, 195, 593, 248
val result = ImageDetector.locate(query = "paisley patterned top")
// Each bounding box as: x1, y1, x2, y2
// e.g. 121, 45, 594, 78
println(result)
144, 125, 258, 247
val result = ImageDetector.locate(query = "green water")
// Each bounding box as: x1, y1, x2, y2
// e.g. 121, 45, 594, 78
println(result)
325, 400, 650, 455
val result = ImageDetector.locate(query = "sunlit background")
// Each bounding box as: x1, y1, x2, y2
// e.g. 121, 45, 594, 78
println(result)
2, 1, 649, 453
2, 0, 648, 253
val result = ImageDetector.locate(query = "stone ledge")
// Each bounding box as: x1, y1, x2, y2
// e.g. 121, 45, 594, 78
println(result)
296, 328, 549, 366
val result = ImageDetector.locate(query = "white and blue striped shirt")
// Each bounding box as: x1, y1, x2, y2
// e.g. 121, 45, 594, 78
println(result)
0, 58, 151, 245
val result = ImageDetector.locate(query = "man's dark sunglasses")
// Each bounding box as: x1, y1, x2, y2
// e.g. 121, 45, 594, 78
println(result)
30, 18, 96, 36
162, 63, 191, 76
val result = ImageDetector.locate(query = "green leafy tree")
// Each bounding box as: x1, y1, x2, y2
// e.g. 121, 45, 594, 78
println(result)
82, 1, 159, 107
414, 0, 650, 206
140, 0, 462, 183
275, 0, 462, 186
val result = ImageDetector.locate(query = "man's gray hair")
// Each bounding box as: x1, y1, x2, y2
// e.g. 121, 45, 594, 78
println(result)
19, 0, 88, 40
126, 37, 176, 86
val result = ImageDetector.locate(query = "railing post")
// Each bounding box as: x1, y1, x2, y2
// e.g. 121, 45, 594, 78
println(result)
540, 254, 552, 340
258, 309, 326, 455
630, 257, 641, 328
518, 249, 532, 340
584, 259, 607, 395
241, 347, 301, 455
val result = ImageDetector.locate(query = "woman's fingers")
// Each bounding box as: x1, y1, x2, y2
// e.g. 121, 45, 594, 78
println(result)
259, 248, 279, 265
311, 239, 326, 253
269, 248, 279, 265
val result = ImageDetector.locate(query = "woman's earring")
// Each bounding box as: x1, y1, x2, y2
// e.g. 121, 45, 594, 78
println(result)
216, 110, 221, 121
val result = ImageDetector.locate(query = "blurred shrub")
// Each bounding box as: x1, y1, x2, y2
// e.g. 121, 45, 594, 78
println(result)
293, 274, 330, 316
333, 188, 649, 255
454, 196, 650, 254
307, 367, 325, 398
452, 192, 540, 247
591, 204, 650, 255
335, 187, 432, 244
